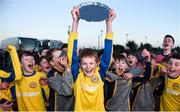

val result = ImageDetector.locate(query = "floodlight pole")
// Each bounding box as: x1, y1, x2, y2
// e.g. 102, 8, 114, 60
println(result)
145, 36, 148, 43
67, 25, 71, 35
126, 34, 129, 42
100, 30, 103, 49
98, 35, 100, 50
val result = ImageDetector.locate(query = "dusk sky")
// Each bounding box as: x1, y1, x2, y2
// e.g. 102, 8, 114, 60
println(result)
0, 0, 179, 48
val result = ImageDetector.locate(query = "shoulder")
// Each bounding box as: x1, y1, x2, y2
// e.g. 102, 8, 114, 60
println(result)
36, 72, 46, 77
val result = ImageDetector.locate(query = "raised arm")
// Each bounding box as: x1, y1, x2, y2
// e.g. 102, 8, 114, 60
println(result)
106, 9, 116, 34
99, 9, 116, 81
5, 45, 22, 81
71, 6, 79, 33
67, 6, 80, 80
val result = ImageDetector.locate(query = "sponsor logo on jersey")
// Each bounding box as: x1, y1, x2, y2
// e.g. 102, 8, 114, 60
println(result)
29, 82, 37, 88
17, 92, 40, 97
172, 83, 179, 90
81, 83, 99, 92
166, 88, 180, 95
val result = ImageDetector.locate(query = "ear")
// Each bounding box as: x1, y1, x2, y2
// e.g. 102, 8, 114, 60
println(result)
96, 61, 100, 66
96, 59, 100, 65
20, 63, 23, 68
50, 61, 54, 66
37, 65, 42, 71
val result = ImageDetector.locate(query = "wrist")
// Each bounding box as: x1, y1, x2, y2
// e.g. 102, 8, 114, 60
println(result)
64, 65, 71, 72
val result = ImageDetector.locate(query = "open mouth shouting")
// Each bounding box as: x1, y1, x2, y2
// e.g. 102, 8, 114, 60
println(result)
83, 68, 94, 77
27, 64, 34, 72
117, 68, 123, 75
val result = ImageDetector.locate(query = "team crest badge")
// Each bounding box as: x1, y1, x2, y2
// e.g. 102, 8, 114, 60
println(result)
29, 82, 37, 88
91, 75, 99, 83
172, 83, 179, 90
17, 82, 21, 86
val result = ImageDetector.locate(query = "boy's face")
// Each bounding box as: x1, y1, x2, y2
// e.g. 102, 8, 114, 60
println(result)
80, 57, 98, 77
21, 55, 35, 73
162, 37, 174, 50
114, 59, 127, 76
127, 55, 138, 67
167, 58, 180, 78
40, 58, 51, 73
50, 50, 66, 71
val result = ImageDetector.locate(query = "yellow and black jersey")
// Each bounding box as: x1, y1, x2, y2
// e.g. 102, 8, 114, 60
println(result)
14, 72, 48, 111
5, 45, 49, 111
6, 45, 22, 81
160, 75, 180, 111
68, 32, 113, 111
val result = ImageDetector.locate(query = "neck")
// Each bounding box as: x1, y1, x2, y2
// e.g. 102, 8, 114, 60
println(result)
163, 49, 171, 55
168, 75, 179, 79
23, 71, 34, 76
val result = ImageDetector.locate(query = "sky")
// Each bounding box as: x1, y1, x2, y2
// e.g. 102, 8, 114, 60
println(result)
0, 0, 179, 48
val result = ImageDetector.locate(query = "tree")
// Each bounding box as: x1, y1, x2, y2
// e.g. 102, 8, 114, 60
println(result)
138, 43, 152, 52
126, 40, 138, 52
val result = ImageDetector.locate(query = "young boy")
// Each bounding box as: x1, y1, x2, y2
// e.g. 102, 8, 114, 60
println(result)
104, 54, 132, 111
156, 35, 174, 63
68, 7, 116, 111
6, 45, 49, 111
160, 53, 180, 111
37, 56, 52, 74
127, 50, 147, 77
154, 35, 175, 110
126, 49, 155, 111
45, 48, 74, 111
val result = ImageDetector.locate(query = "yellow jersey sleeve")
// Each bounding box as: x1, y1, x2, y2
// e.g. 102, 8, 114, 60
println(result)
6, 45, 22, 81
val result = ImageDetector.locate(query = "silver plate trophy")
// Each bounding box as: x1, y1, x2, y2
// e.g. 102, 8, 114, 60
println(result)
79, 2, 110, 22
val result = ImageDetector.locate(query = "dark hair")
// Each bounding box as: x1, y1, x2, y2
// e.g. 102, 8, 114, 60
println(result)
37, 56, 48, 65
113, 54, 126, 62
46, 48, 61, 62
39, 47, 49, 55
18, 51, 35, 62
127, 51, 136, 57
113, 44, 126, 57
61, 43, 68, 50
79, 48, 99, 62
164, 35, 175, 44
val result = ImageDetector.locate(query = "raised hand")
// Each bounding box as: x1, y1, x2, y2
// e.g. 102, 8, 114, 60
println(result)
142, 49, 151, 61
71, 6, 80, 22
106, 9, 116, 23
106, 9, 116, 33
71, 6, 79, 32
58, 56, 70, 72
